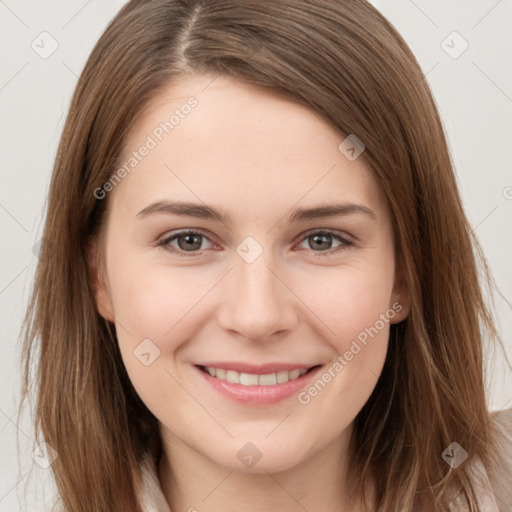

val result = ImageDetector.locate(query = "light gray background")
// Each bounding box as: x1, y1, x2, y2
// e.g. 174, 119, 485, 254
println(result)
1, 1, 511, 510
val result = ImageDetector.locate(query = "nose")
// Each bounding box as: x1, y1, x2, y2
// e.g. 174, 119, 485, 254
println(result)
217, 253, 299, 343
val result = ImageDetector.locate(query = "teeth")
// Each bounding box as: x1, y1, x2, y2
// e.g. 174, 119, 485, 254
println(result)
240, 373, 259, 385
204, 366, 309, 386
288, 369, 301, 380
276, 370, 290, 383
225, 370, 239, 384
259, 373, 277, 385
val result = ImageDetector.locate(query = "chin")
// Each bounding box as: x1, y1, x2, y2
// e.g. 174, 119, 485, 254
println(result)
201, 434, 316, 475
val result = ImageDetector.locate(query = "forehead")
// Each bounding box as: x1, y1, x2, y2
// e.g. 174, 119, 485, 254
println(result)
111, 74, 384, 220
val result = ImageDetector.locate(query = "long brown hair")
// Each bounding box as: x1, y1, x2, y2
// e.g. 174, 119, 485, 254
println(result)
20, 1, 501, 510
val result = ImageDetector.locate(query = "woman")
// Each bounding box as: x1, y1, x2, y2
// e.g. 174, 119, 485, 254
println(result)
20, 0, 512, 511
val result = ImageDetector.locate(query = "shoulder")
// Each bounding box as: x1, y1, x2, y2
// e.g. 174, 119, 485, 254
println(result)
486, 407, 512, 511
137, 453, 172, 512
448, 408, 512, 512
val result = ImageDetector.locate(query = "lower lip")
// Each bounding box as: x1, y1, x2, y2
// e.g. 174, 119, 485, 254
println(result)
195, 365, 322, 405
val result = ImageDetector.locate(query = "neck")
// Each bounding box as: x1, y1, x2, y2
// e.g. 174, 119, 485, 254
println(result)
158, 423, 374, 512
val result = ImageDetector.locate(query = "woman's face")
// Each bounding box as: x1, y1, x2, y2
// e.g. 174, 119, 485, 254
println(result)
90, 74, 409, 473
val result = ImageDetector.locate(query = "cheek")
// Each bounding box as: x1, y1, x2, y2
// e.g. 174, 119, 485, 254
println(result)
106, 256, 223, 407
104, 246, 194, 366
293, 264, 394, 411
106, 259, 202, 414
333, 281, 392, 353
107, 243, 207, 338
301, 262, 394, 348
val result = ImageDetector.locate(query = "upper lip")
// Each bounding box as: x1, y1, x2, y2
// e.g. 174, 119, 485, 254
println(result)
196, 362, 319, 374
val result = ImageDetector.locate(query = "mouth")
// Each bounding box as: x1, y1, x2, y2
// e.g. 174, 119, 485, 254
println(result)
195, 363, 322, 405
197, 364, 321, 386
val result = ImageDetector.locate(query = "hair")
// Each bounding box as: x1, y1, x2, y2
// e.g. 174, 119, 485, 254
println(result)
20, 0, 502, 511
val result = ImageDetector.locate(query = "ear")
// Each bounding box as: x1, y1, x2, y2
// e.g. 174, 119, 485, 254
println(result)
389, 256, 411, 324
84, 238, 115, 323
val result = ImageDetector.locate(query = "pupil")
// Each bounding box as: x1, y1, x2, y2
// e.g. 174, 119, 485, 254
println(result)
311, 233, 331, 250
179, 234, 201, 251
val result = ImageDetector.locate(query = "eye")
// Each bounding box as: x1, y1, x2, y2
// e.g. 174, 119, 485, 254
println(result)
158, 229, 353, 258
158, 229, 215, 257
294, 230, 354, 257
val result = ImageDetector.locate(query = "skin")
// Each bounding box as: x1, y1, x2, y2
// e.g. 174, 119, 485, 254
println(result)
89, 74, 410, 512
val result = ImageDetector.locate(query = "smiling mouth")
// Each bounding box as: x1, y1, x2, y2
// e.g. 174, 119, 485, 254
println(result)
198, 365, 320, 386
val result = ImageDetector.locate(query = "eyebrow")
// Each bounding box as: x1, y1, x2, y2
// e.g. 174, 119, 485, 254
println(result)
136, 200, 376, 223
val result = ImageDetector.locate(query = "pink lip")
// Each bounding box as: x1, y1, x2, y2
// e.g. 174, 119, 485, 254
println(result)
195, 364, 322, 405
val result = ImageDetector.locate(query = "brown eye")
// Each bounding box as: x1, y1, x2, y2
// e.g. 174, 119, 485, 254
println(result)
159, 230, 214, 256
296, 230, 353, 257
175, 233, 204, 251
308, 233, 334, 251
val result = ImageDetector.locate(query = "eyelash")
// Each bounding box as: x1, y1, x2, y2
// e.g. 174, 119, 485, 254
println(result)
157, 228, 355, 258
